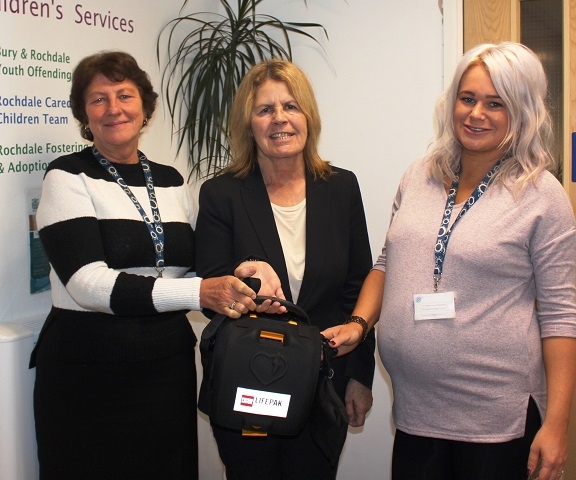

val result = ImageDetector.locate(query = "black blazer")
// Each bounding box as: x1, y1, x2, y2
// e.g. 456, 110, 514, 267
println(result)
195, 165, 375, 393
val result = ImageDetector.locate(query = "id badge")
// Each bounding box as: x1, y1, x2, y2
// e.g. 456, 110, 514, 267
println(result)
413, 291, 455, 321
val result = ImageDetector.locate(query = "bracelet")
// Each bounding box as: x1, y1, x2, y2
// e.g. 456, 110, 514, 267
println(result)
344, 315, 369, 342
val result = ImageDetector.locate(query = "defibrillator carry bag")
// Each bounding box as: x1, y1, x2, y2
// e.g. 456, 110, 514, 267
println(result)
199, 296, 321, 436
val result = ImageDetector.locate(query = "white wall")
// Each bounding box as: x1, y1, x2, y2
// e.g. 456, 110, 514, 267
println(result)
0, 1, 445, 479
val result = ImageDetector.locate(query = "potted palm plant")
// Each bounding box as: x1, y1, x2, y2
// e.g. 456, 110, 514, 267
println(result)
157, 0, 328, 178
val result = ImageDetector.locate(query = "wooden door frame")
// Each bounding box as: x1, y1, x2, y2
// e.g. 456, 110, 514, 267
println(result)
442, 0, 464, 89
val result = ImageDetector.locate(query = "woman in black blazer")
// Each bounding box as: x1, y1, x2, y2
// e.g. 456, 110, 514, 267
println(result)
195, 59, 375, 480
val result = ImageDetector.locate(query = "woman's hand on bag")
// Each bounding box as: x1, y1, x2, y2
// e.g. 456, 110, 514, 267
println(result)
199, 276, 259, 318
235, 260, 285, 299
321, 323, 363, 357
200, 263, 287, 318
234, 261, 287, 314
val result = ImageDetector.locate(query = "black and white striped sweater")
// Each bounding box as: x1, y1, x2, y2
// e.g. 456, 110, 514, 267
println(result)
37, 147, 201, 318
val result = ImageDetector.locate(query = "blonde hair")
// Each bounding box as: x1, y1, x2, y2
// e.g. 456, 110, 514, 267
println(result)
225, 59, 331, 179
428, 42, 554, 195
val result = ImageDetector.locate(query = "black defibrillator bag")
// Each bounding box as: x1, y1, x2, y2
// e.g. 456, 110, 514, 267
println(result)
199, 296, 322, 436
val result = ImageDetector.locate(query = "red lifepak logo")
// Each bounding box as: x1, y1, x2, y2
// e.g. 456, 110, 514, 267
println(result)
240, 395, 254, 407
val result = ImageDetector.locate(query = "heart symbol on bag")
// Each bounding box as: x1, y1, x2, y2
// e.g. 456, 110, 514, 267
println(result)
249, 352, 288, 385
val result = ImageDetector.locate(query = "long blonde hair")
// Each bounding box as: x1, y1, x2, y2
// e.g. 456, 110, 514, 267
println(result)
428, 42, 554, 195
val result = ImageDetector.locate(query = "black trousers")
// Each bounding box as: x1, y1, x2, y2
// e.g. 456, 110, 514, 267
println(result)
392, 397, 541, 480
212, 418, 340, 480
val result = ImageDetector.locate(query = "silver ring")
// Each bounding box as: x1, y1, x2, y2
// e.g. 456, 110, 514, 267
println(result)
229, 301, 237, 311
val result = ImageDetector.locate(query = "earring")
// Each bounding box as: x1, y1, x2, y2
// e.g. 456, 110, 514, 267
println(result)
143, 117, 148, 127
83, 125, 91, 134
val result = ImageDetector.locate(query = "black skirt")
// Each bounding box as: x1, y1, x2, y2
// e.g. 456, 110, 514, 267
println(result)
32, 309, 198, 480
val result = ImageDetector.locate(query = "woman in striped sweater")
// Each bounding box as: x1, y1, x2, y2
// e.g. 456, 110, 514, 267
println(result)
30, 51, 283, 480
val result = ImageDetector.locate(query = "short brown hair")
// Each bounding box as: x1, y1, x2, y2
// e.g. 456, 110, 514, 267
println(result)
70, 51, 158, 140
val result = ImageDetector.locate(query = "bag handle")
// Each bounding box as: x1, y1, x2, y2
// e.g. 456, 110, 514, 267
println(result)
201, 279, 308, 344
245, 276, 309, 324
254, 295, 309, 324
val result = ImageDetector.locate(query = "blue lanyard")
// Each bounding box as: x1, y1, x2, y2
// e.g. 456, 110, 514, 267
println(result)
92, 146, 165, 278
433, 159, 504, 291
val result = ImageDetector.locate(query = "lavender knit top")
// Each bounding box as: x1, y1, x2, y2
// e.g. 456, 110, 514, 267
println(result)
375, 157, 576, 442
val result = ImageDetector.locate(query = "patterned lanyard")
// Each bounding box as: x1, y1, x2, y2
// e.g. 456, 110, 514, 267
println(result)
433, 158, 504, 291
92, 146, 165, 278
